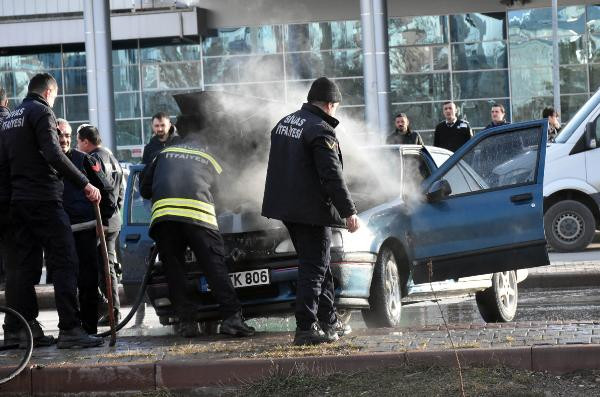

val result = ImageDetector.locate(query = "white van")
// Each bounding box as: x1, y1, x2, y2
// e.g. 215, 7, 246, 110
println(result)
544, 90, 600, 252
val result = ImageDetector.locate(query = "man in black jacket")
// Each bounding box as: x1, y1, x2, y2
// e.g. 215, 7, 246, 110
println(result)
484, 104, 509, 130
140, 126, 254, 338
386, 113, 424, 145
142, 112, 180, 164
0, 73, 103, 348
77, 124, 124, 325
433, 101, 473, 152
58, 119, 115, 335
262, 77, 360, 346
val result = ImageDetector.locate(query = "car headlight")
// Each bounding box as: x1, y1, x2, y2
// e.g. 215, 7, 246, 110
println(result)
275, 239, 296, 254
274, 230, 343, 254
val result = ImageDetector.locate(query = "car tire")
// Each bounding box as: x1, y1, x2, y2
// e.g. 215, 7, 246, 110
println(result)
361, 247, 402, 328
544, 200, 596, 252
475, 271, 518, 323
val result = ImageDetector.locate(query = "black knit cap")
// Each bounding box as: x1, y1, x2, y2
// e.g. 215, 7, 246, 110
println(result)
307, 76, 342, 104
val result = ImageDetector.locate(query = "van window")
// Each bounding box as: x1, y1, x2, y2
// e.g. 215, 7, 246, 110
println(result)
555, 89, 600, 143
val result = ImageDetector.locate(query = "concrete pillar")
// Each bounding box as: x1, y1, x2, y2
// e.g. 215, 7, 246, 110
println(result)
83, 0, 116, 152
360, 0, 391, 139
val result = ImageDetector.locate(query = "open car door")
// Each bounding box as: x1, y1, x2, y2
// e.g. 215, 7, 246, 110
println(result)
410, 120, 549, 283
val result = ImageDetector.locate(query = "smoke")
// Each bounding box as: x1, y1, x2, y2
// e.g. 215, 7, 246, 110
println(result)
175, 62, 425, 221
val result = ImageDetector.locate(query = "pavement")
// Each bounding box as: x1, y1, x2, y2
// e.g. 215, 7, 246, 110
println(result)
0, 247, 599, 395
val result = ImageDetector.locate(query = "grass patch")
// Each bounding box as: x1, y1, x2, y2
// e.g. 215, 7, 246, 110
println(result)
253, 342, 361, 359
232, 365, 600, 397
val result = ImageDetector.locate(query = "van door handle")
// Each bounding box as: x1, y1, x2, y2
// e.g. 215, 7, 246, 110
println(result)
125, 233, 141, 242
510, 193, 533, 203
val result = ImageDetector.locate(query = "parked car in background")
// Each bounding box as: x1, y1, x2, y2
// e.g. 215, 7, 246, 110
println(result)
120, 91, 550, 329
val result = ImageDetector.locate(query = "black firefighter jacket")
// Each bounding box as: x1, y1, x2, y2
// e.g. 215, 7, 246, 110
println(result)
140, 137, 222, 239
0, 105, 10, 226
63, 149, 116, 226
90, 146, 124, 232
262, 103, 356, 228
0, 93, 89, 202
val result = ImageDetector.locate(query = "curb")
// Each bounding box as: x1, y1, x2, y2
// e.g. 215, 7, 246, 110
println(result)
3, 344, 600, 395
521, 271, 600, 289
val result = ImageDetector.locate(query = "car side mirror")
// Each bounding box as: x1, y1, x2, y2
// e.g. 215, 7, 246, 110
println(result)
426, 179, 452, 202
585, 121, 597, 149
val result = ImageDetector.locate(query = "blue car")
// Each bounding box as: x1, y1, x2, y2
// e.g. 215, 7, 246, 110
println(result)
120, 113, 549, 328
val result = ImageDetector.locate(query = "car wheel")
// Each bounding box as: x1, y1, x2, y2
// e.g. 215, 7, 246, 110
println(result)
475, 271, 518, 323
361, 247, 402, 328
544, 200, 596, 252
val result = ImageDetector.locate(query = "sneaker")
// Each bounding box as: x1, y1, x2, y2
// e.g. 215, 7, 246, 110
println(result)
176, 321, 201, 338
57, 326, 104, 349
293, 322, 330, 346
3, 320, 56, 348
98, 310, 122, 327
320, 319, 352, 338
220, 312, 255, 337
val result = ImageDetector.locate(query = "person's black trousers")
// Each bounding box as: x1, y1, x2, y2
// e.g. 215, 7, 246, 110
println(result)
153, 221, 241, 322
98, 231, 121, 311
1, 211, 44, 331
9, 201, 81, 331
73, 229, 100, 334
284, 221, 337, 330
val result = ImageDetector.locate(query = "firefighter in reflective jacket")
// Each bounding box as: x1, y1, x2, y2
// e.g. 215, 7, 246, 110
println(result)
140, 130, 254, 338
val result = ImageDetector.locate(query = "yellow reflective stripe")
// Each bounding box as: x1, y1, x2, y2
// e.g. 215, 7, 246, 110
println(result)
152, 198, 215, 216
161, 148, 222, 174
151, 208, 218, 227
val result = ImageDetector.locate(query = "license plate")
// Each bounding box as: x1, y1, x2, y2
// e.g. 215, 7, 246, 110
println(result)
199, 269, 270, 292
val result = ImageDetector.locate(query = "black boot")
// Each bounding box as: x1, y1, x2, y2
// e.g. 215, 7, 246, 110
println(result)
320, 319, 352, 338
293, 322, 330, 346
57, 326, 104, 349
3, 320, 56, 348
220, 312, 255, 337
176, 321, 201, 338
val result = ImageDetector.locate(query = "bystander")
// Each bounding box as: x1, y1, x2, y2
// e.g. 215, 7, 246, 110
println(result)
433, 102, 473, 152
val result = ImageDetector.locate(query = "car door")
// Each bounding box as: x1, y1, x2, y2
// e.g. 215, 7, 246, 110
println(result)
119, 166, 155, 293
410, 120, 549, 284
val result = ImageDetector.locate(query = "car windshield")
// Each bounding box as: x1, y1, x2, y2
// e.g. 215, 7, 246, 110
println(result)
345, 147, 425, 211
555, 88, 600, 143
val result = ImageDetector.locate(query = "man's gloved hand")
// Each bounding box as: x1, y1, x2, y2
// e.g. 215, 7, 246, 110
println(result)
84, 183, 101, 203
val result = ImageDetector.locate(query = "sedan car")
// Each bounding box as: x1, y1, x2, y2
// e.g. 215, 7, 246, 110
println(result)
119, 92, 549, 328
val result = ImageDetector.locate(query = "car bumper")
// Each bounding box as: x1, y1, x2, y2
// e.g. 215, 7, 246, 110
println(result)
146, 252, 376, 321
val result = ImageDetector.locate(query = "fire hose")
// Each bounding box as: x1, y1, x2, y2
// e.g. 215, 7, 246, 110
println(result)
94, 245, 158, 338
0, 307, 34, 385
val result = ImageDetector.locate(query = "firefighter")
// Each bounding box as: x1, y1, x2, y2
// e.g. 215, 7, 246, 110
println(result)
76, 124, 124, 326
140, 122, 254, 338
1, 73, 103, 348
262, 76, 360, 346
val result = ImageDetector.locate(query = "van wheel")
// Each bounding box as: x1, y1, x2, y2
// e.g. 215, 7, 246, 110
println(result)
361, 247, 402, 328
544, 200, 595, 252
476, 271, 518, 323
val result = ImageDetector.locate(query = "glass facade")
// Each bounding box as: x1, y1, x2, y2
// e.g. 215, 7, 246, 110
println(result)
2, 4, 600, 160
